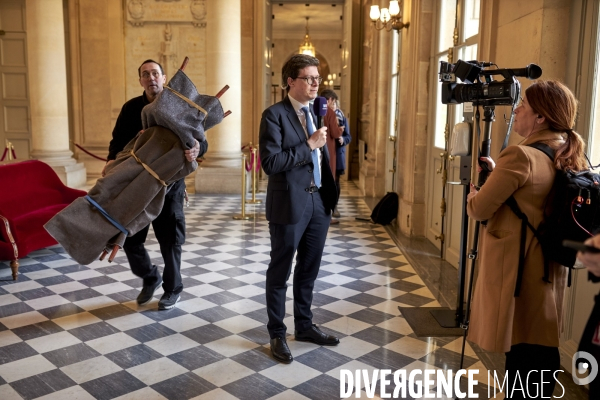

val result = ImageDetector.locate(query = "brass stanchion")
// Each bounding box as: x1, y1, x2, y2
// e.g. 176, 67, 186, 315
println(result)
233, 153, 253, 220
246, 146, 262, 204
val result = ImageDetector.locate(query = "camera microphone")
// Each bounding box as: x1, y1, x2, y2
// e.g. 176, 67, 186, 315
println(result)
481, 63, 542, 80
313, 96, 328, 129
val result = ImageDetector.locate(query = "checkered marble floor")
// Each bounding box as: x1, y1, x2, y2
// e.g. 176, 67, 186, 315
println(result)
0, 181, 486, 400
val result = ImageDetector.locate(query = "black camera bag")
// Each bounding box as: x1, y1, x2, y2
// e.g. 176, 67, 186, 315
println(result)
370, 192, 399, 225
505, 143, 600, 296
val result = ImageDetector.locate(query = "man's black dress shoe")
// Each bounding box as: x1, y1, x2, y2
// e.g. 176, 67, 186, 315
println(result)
295, 325, 340, 346
270, 337, 293, 363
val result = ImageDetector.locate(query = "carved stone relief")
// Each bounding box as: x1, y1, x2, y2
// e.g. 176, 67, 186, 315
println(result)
124, 0, 207, 100
126, 0, 206, 27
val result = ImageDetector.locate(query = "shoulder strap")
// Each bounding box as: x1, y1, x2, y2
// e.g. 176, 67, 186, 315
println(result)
505, 196, 551, 296
526, 142, 555, 162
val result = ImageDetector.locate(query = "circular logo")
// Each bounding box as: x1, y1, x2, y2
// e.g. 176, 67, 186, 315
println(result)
572, 351, 598, 385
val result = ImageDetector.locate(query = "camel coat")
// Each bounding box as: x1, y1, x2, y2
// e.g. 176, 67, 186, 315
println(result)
466, 130, 568, 353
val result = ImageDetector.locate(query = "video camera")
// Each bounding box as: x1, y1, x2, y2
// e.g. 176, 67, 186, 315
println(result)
439, 60, 542, 106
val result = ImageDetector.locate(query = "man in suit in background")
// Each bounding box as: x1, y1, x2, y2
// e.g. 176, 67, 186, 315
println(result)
259, 54, 340, 364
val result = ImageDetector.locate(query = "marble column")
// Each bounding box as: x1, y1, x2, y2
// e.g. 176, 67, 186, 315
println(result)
26, 0, 86, 188
195, 0, 243, 193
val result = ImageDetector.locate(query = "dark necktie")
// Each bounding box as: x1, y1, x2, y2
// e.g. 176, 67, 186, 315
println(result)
301, 107, 321, 187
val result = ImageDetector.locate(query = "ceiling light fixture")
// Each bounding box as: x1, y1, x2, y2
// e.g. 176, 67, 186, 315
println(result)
298, 17, 316, 57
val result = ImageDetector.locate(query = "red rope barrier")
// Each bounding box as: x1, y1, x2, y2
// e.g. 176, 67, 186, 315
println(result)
73, 143, 108, 162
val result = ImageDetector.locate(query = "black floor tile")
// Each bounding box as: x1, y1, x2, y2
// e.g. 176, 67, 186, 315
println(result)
312, 308, 344, 325
345, 293, 387, 307
141, 307, 187, 322
42, 343, 100, 368
37, 275, 74, 286
192, 306, 239, 323
295, 347, 353, 373
387, 280, 425, 292
167, 345, 225, 370
124, 323, 176, 343
219, 267, 253, 277
12, 320, 64, 341
59, 288, 103, 302
54, 265, 90, 274
151, 372, 216, 400
221, 373, 286, 400
311, 292, 339, 307
37, 303, 84, 319
79, 276, 117, 287
351, 326, 403, 346
201, 291, 244, 305
14, 264, 48, 274
313, 280, 336, 292
347, 308, 395, 325
180, 277, 203, 288
338, 259, 369, 268
293, 374, 342, 400
0, 302, 34, 318
181, 324, 233, 345
94, 265, 129, 275
88, 304, 136, 321
13, 287, 56, 301
394, 293, 435, 307
181, 266, 211, 277
341, 279, 380, 293
0, 342, 38, 365
80, 370, 146, 400
10, 368, 76, 400
243, 309, 269, 324
68, 321, 121, 342
237, 326, 270, 346
230, 347, 278, 372
358, 347, 415, 370
105, 344, 164, 369
209, 278, 248, 291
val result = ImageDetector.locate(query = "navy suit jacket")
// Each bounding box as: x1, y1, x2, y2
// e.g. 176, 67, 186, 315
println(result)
259, 96, 338, 225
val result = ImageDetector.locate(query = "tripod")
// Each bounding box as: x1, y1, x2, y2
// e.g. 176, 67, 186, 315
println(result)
459, 106, 496, 369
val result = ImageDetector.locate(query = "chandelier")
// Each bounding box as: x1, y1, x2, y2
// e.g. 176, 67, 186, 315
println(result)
370, 1, 409, 31
298, 17, 316, 57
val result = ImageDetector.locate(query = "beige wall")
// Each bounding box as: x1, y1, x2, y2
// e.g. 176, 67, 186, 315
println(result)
67, 0, 125, 178
479, 0, 572, 159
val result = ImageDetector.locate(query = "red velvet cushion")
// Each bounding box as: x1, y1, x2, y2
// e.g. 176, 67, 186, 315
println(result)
0, 160, 86, 260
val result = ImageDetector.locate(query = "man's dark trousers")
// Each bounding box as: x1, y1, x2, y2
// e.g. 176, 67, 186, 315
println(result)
266, 191, 330, 338
123, 178, 185, 295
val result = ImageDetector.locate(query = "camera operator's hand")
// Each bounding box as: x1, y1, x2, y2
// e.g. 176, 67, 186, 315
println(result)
578, 235, 600, 277
477, 156, 495, 173
467, 183, 479, 202
307, 127, 327, 150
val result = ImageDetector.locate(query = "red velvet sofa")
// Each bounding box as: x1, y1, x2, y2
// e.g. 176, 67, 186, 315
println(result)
0, 160, 86, 280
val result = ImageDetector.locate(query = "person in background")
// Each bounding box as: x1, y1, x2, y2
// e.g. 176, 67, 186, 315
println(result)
102, 59, 207, 310
466, 80, 587, 398
319, 89, 346, 224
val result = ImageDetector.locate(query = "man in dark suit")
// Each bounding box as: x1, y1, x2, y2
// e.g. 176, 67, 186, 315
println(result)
259, 54, 340, 364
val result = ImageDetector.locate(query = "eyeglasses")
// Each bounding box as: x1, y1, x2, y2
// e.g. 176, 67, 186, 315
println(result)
140, 70, 163, 80
296, 76, 322, 85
